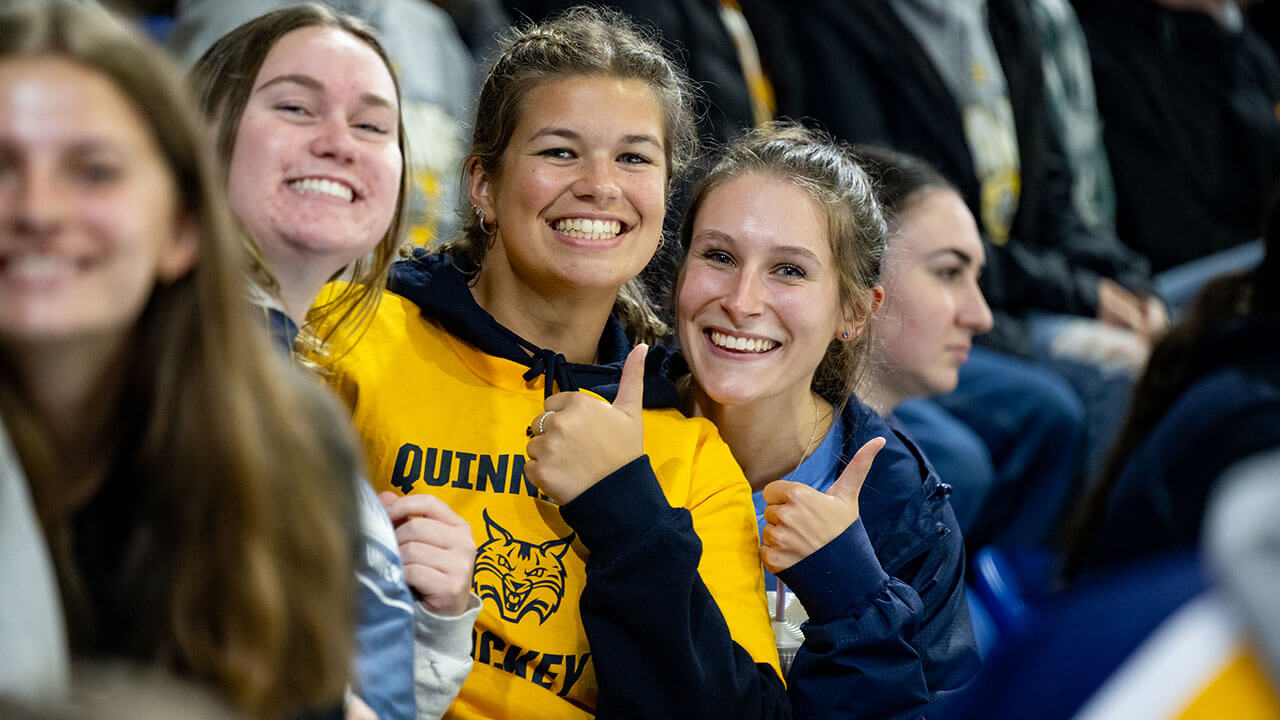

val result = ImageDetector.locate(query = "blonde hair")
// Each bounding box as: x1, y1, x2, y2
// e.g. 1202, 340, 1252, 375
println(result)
440, 5, 699, 345
0, 4, 354, 717
678, 121, 887, 402
189, 2, 410, 360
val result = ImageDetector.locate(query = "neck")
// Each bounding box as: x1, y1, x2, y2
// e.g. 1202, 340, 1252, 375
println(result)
261, 245, 348, 325
4, 333, 130, 520
270, 265, 330, 327
856, 371, 903, 417
685, 385, 832, 493
471, 260, 619, 365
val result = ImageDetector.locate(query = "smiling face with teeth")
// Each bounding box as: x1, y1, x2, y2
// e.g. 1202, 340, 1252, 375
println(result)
469, 75, 666, 319
677, 172, 850, 410
0, 58, 196, 346
226, 25, 401, 296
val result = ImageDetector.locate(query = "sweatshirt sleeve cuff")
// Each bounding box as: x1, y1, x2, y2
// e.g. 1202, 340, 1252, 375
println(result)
777, 519, 888, 624
559, 455, 673, 555
413, 593, 480, 719
413, 592, 481, 654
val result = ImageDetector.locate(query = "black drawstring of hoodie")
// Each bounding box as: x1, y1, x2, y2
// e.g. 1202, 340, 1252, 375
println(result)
522, 346, 579, 398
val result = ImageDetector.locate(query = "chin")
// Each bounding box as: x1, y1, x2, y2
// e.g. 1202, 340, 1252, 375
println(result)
929, 374, 961, 397
700, 374, 772, 409
279, 227, 376, 263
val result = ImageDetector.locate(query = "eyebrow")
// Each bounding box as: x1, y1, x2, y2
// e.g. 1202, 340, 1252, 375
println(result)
67, 139, 128, 156
0, 138, 125, 157
254, 73, 396, 111
927, 248, 976, 265
774, 245, 822, 263
692, 230, 823, 263
529, 127, 663, 149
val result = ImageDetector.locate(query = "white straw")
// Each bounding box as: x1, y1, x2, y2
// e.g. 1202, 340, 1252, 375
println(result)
774, 579, 786, 622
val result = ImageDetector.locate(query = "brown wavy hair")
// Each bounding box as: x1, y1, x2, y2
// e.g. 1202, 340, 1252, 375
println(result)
0, 4, 354, 717
439, 5, 699, 345
189, 2, 410, 360
676, 121, 887, 404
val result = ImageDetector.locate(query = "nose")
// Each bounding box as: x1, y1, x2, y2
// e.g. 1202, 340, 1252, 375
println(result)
958, 281, 994, 335
5, 163, 64, 243
571, 155, 621, 205
308, 115, 358, 165
722, 269, 765, 323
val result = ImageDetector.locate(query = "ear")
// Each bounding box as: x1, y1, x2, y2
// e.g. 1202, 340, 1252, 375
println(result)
838, 284, 886, 341
157, 214, 200, 284
482, 508, 513, 543
541, 531, 576, 560
467, 156, 496, 224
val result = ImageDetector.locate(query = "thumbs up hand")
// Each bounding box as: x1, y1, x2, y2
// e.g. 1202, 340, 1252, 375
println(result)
524, 344, 649, 504
759, 437, 885, 574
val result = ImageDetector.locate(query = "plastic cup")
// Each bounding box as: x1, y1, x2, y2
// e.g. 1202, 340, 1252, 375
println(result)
765, 589, 807, 677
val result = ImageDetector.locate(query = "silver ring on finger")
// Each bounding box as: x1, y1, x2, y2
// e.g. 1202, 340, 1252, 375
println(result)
527, 410, 555, 437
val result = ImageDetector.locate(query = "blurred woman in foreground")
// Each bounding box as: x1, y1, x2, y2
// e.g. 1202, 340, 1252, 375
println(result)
0, 4, 356, 717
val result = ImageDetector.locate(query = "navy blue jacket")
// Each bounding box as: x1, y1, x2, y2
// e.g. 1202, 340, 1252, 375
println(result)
775, 402, 980, 718
1079, 317, 1280, 575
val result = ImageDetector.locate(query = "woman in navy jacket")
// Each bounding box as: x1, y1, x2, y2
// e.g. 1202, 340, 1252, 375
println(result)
672, 122, 979, 718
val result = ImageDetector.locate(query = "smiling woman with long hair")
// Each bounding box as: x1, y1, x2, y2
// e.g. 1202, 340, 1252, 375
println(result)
671, 122, 979, 718
190, 7, 482, 718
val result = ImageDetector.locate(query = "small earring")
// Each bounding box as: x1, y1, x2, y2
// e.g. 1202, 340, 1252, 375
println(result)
841, 331, 851, 340
474, 205, 496, 235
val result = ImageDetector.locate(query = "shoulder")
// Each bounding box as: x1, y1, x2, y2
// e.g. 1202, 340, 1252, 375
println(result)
842, 400, 958, 572
321, 287, 444, 373
843, 400, 933, 488
641, 408, 746, 473
1133, 365, 1280, 473
1112, 364, 1280, 510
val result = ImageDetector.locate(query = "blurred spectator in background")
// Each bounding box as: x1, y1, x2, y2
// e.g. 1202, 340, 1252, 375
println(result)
1063, 185, 1280, 581
855, 145, 1086, 552
741, 0, 1156, 479
741, 0, 1161, 354
1028, 0, 1116, 235
942, 185, 1280, 717
1076, 0, 1280, 290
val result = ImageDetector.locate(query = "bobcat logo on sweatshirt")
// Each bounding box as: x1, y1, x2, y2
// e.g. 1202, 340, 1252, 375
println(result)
473, 510, 574, 625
